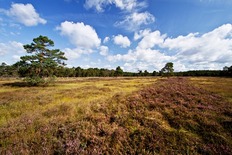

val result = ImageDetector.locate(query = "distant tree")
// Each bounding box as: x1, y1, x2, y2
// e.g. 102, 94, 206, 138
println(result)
144, 70, 149, 76
0, 62, 7, 76
138, 70, 143, 76
223, 66, 229, 71
114, 66, 123, 77
75, 67, 83, 77
160, 62, 174, 77
152, 71, 157, 76
0, 62, 18, 77
228, 66, 232, 76
18, 35, 67, 86
1, 62, 7, 67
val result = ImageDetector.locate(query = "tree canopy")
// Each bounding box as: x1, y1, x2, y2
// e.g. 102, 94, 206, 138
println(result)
160, 62, 174, 77
114, 66, 123, 77
18, 35, 67, 85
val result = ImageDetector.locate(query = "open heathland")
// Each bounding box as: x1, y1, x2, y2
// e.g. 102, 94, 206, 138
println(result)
0, 77, 232, 154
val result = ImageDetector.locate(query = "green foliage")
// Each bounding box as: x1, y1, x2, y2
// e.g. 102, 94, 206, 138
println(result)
24, 76, 56, 86
223, 65, 232, 76
0, 62, 18, 77
2, 57, 232, 78
144, 70, 149, 76
152, 71, 158, 76
160, 62, 174, 77
18, 35, 67, 86
114, 66, 123, 77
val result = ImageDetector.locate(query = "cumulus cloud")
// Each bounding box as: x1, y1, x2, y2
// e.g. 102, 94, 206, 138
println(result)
163, 24, 232, 66
2, 3, 46, 26
115, 12, 155, 31
107, 48, 172, 71
107, 50, 136, 62
107, 24, 232, 71
99, 46, 109, 56
57, 21, 101, 49
0, 41, 26, 64
137, 30, 166, 49
63, 48, 94, 60
113, 34, 131, 48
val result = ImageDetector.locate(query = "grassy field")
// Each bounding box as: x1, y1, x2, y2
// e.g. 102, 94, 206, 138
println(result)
0, 77, 157, 125
0, 77, 232, 154
190, 77, 232, 103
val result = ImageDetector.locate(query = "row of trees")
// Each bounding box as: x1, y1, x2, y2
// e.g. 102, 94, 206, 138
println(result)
0, 62, 158, 78
175, 70, 231, 77
0, 35, 231, 85
2, 62, 231, 78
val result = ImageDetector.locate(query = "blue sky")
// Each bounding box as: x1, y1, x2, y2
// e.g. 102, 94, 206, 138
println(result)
0, 0, 232, 72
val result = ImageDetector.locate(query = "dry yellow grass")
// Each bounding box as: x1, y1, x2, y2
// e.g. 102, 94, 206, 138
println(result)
0, 77, 157, 126
190, 77, 232, 103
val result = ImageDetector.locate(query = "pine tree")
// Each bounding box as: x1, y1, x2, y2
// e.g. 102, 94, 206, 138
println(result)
19, 35, 67, 85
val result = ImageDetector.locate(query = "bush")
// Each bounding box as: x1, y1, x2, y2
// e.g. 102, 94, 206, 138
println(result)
24, 76, 56, 86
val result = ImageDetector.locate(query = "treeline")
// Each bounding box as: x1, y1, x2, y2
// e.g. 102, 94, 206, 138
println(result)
0, 63, 156, 77
0, 62, 231, 78
175, 70, 232, 77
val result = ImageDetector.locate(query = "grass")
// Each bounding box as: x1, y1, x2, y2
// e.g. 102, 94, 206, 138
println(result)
0, 77, 157, 126
0, 77, 232, 154
190, 77, 232, 103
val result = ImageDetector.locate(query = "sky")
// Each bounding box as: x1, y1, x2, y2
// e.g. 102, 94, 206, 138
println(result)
0, 0, 232, 72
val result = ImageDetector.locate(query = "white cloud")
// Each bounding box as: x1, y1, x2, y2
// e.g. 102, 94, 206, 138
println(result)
57, 21, 101, 49
3, 3, 46, 26
0, 41, 25, 56
113, 34, 131, 48
163, 24, 232, 67
63, 48, 94, 60
134, 29, 151, 40
107, 50, 136, 62
84, 0, 146, 12
12, 55, 21, 61
84, 0, 153, 32
113, 0, 138, 11
115, 12, 155, 31
107, 48, 172, 71
0, 41, 26, 64
137, 30, 166, 49
11, 41, 25, 53
107, 24, 232, 71
99, 46, 109, 56
63, 48, 81, 60
162, 33, 200, 51
84, 0, 109, 12
103, 36, 110, 43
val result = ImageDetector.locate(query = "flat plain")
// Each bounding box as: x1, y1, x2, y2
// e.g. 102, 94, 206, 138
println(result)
0, 77, 231, 154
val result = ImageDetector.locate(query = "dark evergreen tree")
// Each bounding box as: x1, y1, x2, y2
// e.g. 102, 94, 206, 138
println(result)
18, 35, 67, 85
144, 70, 149, 76
114, 66, 123, 77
